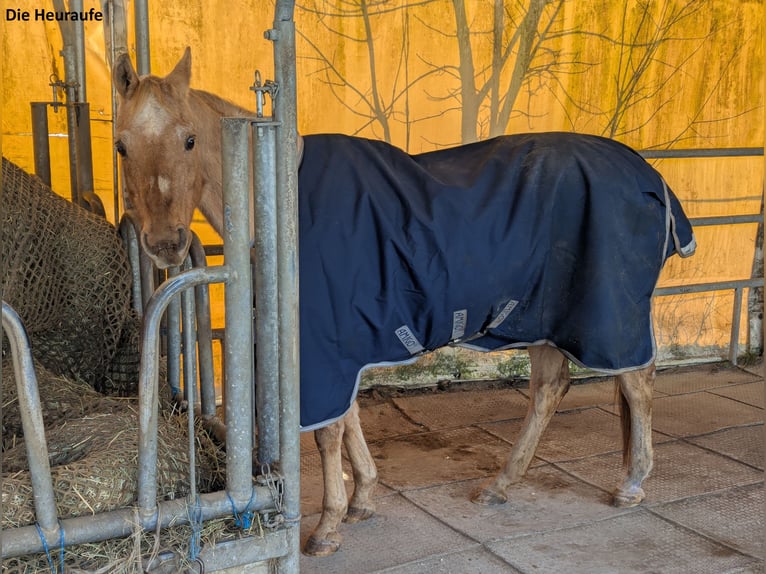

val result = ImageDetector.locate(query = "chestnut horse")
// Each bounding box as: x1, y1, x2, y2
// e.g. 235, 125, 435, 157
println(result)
114, 49, 692, 556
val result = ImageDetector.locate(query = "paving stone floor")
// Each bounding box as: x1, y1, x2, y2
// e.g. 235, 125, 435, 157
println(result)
298, 362, 764, 573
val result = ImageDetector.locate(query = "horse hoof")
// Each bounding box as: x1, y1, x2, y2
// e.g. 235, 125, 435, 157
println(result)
471, 486, 508, 506
345, 505, 375, 523
612, 487, 645, 508
303, 533, 342, 557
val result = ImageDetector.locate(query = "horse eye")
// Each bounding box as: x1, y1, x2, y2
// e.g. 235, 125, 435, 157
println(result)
185, 135, 196, 151
115, 141, 127, 157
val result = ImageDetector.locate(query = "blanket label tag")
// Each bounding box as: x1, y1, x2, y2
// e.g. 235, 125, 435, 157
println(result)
451, 309, 467, 340
487, 299, 519, 329
395, 325, 425, 355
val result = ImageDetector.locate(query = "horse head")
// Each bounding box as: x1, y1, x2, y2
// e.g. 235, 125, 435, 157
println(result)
113, 48, 204, 268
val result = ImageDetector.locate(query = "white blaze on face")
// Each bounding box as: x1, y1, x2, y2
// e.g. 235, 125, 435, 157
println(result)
157, 175, 171, 195
132, 95, 170, 138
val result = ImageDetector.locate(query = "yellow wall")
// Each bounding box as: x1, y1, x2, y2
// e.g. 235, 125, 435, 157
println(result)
2, 0, 763, 361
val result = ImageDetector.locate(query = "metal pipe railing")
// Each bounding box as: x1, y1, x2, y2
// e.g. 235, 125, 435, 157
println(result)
1, 302, 58, 532
252, 120, 281, 466
220, 118, 257, 501
136, 266, 228, 516
271, 4, 302, 570
2, 489, 281, 559
189, 235, 217, 417
30, 103, 52, 187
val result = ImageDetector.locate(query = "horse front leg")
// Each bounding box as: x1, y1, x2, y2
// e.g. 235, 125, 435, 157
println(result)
612, 363, 655, 507
304, 418, 347, 556
472, 344, 570, 505
341, 401, 378, 523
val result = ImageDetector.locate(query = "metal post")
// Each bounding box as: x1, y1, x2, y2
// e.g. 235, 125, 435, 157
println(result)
189, 235, 217, 417
134, 0, 151, 75
74, 102, 95, 199
729, 287, 743, 365
30, 103, 52, 186
271, 3, 302, 569
167, 267, 183, 398
252, 121, 280, 466
2, 303, 58, 531
61, 43, 81, 205
221, 117, 256, 500
118, 215, 144, 314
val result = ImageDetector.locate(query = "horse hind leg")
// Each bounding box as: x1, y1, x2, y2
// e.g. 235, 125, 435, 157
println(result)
472, 344, 570, 506
612, 363, 655, 507
304, 418, 347, 556
341, 401, 378, 523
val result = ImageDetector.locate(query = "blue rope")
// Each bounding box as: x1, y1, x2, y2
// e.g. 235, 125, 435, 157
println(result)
58, 521, 65, 573
34, 523, 55, 573
188, 495, 203, 560
226, 489, 257, 530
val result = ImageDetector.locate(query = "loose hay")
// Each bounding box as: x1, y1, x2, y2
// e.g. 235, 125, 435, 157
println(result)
1, 159, 235, 568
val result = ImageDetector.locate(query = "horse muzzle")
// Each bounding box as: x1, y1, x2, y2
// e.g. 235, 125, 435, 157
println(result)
141, 227, 191, 269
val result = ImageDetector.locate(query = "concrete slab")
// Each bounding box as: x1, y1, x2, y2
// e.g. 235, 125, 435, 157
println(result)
651, 482, 764, 559
300, 447, 394, 516
372, 546, 522, 573
602, 391, 763, 438
391, 388, 528, 430
654, 363, 761, 395
558, 440, 763, 505
358, 398, 426, 441
370, 426, 515, 491
710, 381, 765, 408
403, 465, 637, 543
487, 509, 759, 574
689, 424, 764, 470
299, 494, 477, 574
479, 407, 671, 463
553, 379, 620, 411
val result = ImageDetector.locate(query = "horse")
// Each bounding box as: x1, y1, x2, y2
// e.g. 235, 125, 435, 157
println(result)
113, 48, 696, 557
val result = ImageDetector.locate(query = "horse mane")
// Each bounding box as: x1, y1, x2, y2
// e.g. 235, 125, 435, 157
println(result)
191, 88, 254, 119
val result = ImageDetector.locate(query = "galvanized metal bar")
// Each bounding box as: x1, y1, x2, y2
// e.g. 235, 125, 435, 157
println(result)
1, 487, 280, 558
654, 278, 763, 296
134, 0, 151, 75
166, 266, 183, 398
1, 302, 58, 532
136, 266, 229, 516
272, 4, 302, 570
252, 120, 280, 466
182, 258, 199, 405
181, 260, 199, 502
189, 234, 217, 416
689, 214, 763, 227
71, 0, 87, 103
118, 215, 144, 313
640, 147, 764, 159
729, 287, 744, 365
74, 102, 95, 199
139, 245, 156, 312
61, 45, 81, 205
30, 103, 52, 186
221, 117, 256, 500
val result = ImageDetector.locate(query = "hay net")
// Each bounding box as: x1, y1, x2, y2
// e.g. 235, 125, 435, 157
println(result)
1, 160, 228, 569
2, 157, 139, 394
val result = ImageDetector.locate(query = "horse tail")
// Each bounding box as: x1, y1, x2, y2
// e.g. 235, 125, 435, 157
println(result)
615, 380, 631, 468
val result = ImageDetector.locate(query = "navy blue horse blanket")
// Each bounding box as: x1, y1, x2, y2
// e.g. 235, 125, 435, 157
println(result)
297, 132, 696, 430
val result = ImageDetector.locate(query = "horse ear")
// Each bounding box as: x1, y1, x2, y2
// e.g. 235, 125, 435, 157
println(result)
113, 53, 139, 99
166, 47, 191, 94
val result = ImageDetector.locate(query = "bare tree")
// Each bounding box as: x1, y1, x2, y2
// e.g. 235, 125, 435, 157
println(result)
420, 0, 577, 143
297, 0, 441, 144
